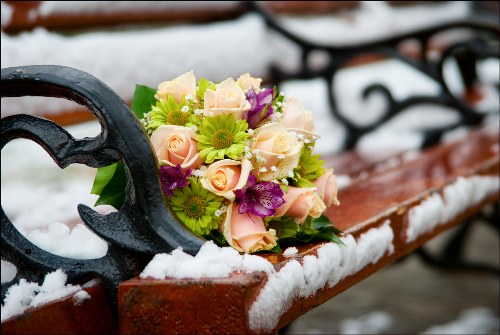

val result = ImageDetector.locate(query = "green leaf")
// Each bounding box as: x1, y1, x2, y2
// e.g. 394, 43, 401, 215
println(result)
313, 215, 343, 235
93, 162, 127, 209
196, 78, 217, 100
197, 78, 209, 100
91, 163, 117, 195
204, 229, 228, 247
276, 215, 344, 247
131, 84, 157, 119
167, 95, 178, 111
279, 219, 299, 238
254, 243, 282, 254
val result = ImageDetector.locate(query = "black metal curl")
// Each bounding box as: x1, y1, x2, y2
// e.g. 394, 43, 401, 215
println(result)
1, 65, 205, 304
251, 1, 500, 150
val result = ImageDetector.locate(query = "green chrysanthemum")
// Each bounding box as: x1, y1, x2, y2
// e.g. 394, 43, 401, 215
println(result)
290, 147, 326, 187
196, 114, 249, 163
170, 178, 224, 236
147, 95, 193, 130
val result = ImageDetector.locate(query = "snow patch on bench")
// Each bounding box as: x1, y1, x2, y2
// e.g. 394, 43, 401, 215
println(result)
1, 269, 88, 322
140, 241, 274, 279
139, 221, 393, 333
407, 175, 500, 242
249, 220, 394, 333
1, 14, 271, 117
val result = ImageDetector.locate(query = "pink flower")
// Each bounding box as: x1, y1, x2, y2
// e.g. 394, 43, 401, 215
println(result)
204, 78, 250, 120
281, 97, 317, 139
150, 125, 202, 171
275, 186, 326, 223
222, 203, 277, 253
314, 169, 340, 207
155, 71, 196, 103
200, 159, 252, 201
236, 73, 262, 92
250, 122, 303, 181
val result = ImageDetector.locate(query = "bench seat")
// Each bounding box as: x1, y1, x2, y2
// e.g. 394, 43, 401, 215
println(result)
116, 125, 499, 335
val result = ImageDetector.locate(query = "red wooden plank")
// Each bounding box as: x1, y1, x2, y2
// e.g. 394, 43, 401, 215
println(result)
1, 280, 116, 335
118, 126, 499, 334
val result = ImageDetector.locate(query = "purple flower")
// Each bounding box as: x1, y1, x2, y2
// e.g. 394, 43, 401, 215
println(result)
160, 165, 191, 196
234, 174, 285, 217
245, 88, 276, 128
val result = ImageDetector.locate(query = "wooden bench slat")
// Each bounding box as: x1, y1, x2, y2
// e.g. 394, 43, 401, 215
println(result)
117, 125, 499, 334
326, 126, 499, 233
1, 281, 116, 335
2, 1, 247, 33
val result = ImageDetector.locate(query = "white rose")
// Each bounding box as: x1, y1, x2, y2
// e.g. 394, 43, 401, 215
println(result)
250, 122, 303, 181
236, 73, 262, 92
204, 78, 250, 120
281, 97, 318, 140
155, 71, 196, 103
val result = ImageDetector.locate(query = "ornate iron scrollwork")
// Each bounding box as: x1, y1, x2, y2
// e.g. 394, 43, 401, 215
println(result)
1, 65, 205, 303
251, 1, 499, 150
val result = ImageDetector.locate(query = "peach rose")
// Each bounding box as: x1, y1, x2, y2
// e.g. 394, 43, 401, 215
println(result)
150, 125, 202, 171
204, 78, 250, 120
236, 73, 262, 92
222, 203, 277, 253
314, 169, 340, 207
200, 159, 252, 201
155, 70, 196, 103
250, 122, 303, 181
275, 186, 326, 223
281, 97, 317, 139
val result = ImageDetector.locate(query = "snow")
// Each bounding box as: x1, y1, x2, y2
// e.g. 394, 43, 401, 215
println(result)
72, 290, 91, 306
1, 269, 86, 322
420, 307, 500, 335
140, 221, 393, 332
336, 175, 352, 190
1, 260, 17, 284
1, 14, 272, 117
339, 310, 394, 335
1, 1, 13, 28
26, 222, 108, 259
249, 220, 394, 332
35, 1, 241, 17
335, 307, 500, 334
1, 121, 108, 259
140, 241, 275, 280
407, 175, 500, 242
275, 1, 470, 46
283, 246, 298, 257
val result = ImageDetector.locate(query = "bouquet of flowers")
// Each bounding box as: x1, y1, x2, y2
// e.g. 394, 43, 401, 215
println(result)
92, 71, 342, 253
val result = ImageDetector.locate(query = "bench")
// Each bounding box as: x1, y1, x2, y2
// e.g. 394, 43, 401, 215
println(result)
2, 2, 499, 334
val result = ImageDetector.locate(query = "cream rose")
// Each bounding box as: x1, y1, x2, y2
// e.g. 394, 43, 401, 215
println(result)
155, 70, 196, 102
204, 78, 250, 120
275, 186, 326, 223
200, 159, 252, 201
150, 125, 202, 171
236, 73, 262, 92
222, 203, 277, 253
250, 122, 303, 181
281, 97, 317, 139
314, 169, 340, 207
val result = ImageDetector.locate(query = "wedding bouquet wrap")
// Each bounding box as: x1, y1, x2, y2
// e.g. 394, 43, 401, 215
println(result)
92, 71, 342, 253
